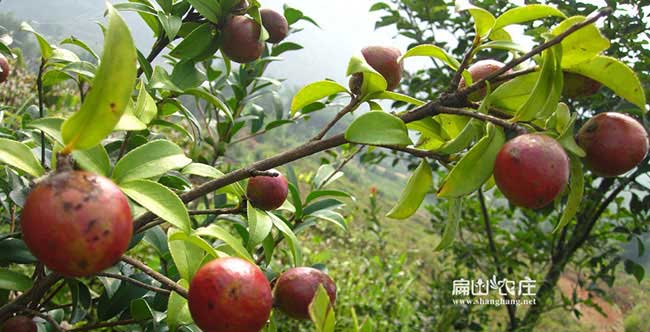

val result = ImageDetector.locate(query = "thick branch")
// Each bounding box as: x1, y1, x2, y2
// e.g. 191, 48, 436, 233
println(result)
121, 256, 188, 299
188, 205, 245, 216
0, 273, 61, 321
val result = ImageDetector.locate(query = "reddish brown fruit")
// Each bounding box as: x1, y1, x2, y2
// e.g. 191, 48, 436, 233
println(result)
0, 54, 10, 84
246, 169, 288, 210
562, 72, 602, 98
494, 134, 570, 209
274, 267, 337, 320
232, 0, 249, 14
221, 15, 264, 64
188, 257, 272, 332
260, 9, 289, 44
21, 171, 133, 277
1, 316, 36, 332
360, 46, 403, 91
577, 112, 649, 177
459, 59, 512, 100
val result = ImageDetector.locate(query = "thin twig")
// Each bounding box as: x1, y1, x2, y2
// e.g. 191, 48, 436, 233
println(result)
36, 59, 46, 167
377, 144, 448, 161
311, 96, 360, 141
448, 38, 479, 93
319, 145, 365, 188
96, 272, 171, 295
67, 319, 141, 332
121, 256, 188, 299
436, 105, 525, 133
116, 132, 132, 160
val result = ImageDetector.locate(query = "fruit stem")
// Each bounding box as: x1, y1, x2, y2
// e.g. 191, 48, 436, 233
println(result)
55, 153, 75, 173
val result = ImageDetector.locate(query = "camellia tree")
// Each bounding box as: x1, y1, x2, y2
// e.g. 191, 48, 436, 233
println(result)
0, 1, 646, 332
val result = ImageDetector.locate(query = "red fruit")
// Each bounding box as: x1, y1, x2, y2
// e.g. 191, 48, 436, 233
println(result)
260, 9, 288, 44
577, 112, 649, 177
562, 72, 602, 98
360, 46, 403, 91
494, 134, 570, 209
0, 54, 10, 84
246, 169, 288, 211
188, 257, 272, 332
459, 59, 512, 100
1, 316, 36, 332
21, 171, 133, 277
221, 16, 264, 64
274, 267, 337, 320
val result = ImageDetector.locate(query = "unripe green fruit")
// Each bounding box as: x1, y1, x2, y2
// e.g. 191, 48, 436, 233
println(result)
2, 316, 36, 332
21, 171, 133, 277
577, 112, 649, 177
359, 46, 403, 91
0, 54, 10, 84
260, 9, 288, 44
274, 267, 337, 320
221, 15, 264, 64
494, 134, 569, 209
246, 169, 288, 210
188, 257, 272, 332
459, 59, 512, 100
562, 72, 602, 98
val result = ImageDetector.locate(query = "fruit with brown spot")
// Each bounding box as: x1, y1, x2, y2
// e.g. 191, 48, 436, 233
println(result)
459, 59, 512, 100
188, 257, 272, 332
274, 267, 337, 320
1, 316, 36, 332
357, 46, 403, 91
0, 54, 10, 84
494, 134, 570, 209
221, 16, 264, 64
577, 112, 649, 177
21, 171, 132, 277
246, 169, 288, 211
260, 9, 288, 43
562, 72, 602, 98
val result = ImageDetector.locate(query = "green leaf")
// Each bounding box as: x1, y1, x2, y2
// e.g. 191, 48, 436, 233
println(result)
113, 140, 192, 184
62, 4, 137, 151
121, 179, 191, 233
400, 44, 461, 69
290, 81, 349, 115
554, 155, 584, 232
168, 231, 222, 259
247, 202, 273, 248
566, 56, 646, 110
181, 163, 245, 196
170, 23, 219, 61
345, 112, 412, 146
552, 16, 609, 68
455, 0, 496, 38
271, 42, 303, 56
513, 45, 559, 122
134, 83, 157, 125
268, 213, 303, 266
20, 22, 53, 58
493, 4, 566, 33
434, 119, 481, 154
488, 72, 539, 113
346, 55, 387, 97
305, 190, 352, 205
435, 198, 463, 251
557, 113, 586, 157
0, 138, 45, 178
307, 210, 347, 232
167, 279, 192, 330
167, 228, 204, 281
130, 298, 154, 321
386, 160, 432, 219
159, 12, 182, 41
184, 88, 233, 122
72, 144, 111, 177
475, 40, 528, 54
438, 125, 505, 197
26, 117, 65, 142
115, 102, 147, 131
309, 284, 336, 332
151, 119, 194, 141
624, 260, 645, 283
0, 269, 33, 291
367, 91, 425, 106
186, 0, 221, 23
194, 225, 254, 262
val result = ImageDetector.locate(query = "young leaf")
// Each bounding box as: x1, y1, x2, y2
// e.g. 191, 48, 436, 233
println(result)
309, 285, 336, 332
435, 198, 463, 251
61, 4, 137, 151
488, 72, 539, 113
513, 45, 558, 122
113, 140, 192, 184
552, 16, 609, 68
554, 155, 584, 232
438, 125, 505, 197
399, 44, 470, 83
247, 202, 273, 249
268, 212, 303, 266
120, 179, 191, 233
492, 4, 566, 33
290, 80, 349, 115
367, 91, 425, 106
167, 228, 204, 281
566, 56, 646, 110
386, 160, 432, 220
345, 112, 412, 146
167, 279, 193, 330
346, 55, 387, 97
72, 144, 111, 177
194, 225, 254, 262
181, 163, 245, 196
0, 138, 45, 178
455, 0, 496, 38
434, 119, 481, 155
20, 22, 53, 58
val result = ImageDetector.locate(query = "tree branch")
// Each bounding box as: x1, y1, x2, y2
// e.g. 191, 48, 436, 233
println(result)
95, 272, 171, 295
311, 96, 360, 141
377, 144, 448, 161
0, 273, 61, 321
448, 37, 478, 93
188, 205, 245, 216
16, 307, 63, 332
67, 319, 141, 332
121, 256, 188, 299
